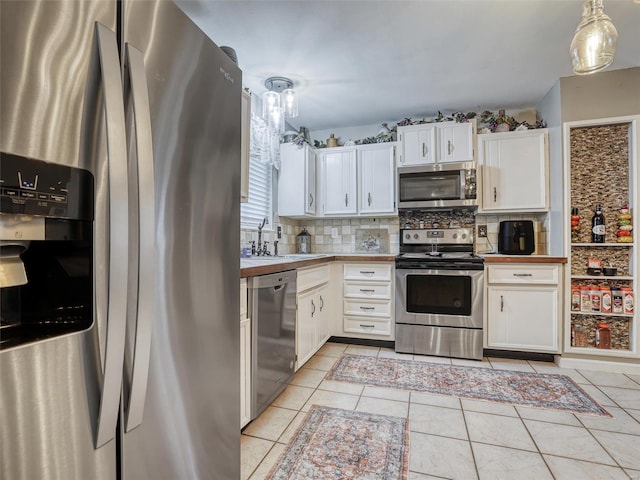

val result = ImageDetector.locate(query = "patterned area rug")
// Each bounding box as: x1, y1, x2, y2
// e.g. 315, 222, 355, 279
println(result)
327, 354, 610, 416
266, 405, 409, 480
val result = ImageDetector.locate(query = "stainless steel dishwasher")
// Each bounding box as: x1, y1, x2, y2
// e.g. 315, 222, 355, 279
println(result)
249, 270, 297, 420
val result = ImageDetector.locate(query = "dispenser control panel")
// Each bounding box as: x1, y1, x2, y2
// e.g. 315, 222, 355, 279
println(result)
0, 152, 94, 220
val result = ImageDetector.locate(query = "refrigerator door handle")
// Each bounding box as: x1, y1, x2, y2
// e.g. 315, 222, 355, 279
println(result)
93, 23, 130, 449
123, 43, 155, 433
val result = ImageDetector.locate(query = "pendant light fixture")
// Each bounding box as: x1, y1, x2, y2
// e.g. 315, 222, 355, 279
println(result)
262, 76, 298, 134
570, 0, 618, 75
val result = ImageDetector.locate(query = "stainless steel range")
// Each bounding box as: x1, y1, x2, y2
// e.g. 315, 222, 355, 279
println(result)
395, 228, 484, 360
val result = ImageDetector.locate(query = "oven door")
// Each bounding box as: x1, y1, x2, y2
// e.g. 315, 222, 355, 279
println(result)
395, 267, 484, 328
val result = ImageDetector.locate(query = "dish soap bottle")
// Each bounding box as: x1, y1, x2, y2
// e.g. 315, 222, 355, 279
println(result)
592, 204, 605, 243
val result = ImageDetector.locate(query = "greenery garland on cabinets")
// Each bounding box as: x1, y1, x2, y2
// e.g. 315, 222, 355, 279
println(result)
290, 109, 547, 149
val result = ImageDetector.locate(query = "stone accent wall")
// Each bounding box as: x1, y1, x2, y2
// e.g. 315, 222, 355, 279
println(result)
570, 124, 630, 243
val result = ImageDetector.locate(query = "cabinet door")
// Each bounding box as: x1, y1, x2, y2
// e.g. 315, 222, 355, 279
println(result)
316, 284, 330, 347
296, 289, 317, 369
240, 316, 251, 427
240, 90, 251, 203
399, 125, 435, 165
480, 130, 548, 212
438, 122, 473, 163
487, 286, 559, 352
359, 145, 395, 214
305, 149, 316, 215
323, 149, 357, 215
279, 143, 315, 217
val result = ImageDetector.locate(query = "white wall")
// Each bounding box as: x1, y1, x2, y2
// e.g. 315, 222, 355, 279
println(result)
537, 80, 564, 256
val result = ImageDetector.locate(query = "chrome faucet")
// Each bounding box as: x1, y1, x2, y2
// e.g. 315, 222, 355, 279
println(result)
256, 217, 268, 256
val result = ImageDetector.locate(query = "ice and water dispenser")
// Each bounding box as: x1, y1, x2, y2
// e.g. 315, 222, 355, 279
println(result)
0, 153, 94, 349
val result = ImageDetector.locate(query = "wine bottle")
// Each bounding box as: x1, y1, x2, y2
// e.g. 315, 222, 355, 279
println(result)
592, 204, 605, 243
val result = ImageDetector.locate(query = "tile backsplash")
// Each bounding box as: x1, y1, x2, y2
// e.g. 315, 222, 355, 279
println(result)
240, 212, 549, 256
241, 216, 400, 255
475, 212, 549, 255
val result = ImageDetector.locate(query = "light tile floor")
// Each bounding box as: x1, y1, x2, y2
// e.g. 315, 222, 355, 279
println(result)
241, 343, 640, 480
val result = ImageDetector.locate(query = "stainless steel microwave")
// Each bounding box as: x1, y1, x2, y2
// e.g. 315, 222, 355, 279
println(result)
397, 162, 477, 209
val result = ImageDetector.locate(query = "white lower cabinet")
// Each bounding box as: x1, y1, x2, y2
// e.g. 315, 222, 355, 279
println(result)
485, 264, 562, 353
240, 278, 251, 428
342, 262, 393, 339
296, 265, 330, 369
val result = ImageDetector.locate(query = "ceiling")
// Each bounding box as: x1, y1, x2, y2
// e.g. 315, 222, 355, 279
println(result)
177, 0, 640, 132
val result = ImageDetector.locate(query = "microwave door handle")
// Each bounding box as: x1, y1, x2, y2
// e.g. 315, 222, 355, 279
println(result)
123, 43, 155, 433
459, 170, 465, 200
91, 23, 129, 449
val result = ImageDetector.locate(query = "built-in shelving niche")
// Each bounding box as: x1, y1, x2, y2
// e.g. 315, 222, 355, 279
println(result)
564, 116, 639, 359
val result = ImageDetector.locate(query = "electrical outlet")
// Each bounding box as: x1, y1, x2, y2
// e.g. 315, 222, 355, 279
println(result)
477, 225, 488, 238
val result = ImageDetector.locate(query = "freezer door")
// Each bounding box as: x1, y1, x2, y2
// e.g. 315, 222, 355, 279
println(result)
1, 2, 120, 480
121, 2, 241, 479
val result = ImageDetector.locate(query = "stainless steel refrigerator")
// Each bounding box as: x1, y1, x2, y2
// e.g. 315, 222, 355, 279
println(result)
0, 1, 240, 478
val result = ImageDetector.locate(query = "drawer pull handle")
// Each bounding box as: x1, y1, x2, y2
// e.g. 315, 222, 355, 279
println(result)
359, 271, 375, 275
512, 273, 533, 277
359, 306, 375, 311
359, 324, 375, 328
359, 289, 375, 293
501, 295, 504, 312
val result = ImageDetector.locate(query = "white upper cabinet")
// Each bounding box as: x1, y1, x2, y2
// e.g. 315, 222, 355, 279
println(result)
397, 121, 473, 166
278, 143, 316, 217
438, 122, 474, 163
358, 144, 396, 215
321, 147, 357, 215
397, 124, 436, 165
318, 144, 396, 217
479, 129, 549, 212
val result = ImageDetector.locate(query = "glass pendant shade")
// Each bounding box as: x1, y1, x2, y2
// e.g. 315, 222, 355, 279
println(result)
262, 91, 280, 118
570, 0, 618, 75
268, 106, 285, 134
282, 88, 298, 118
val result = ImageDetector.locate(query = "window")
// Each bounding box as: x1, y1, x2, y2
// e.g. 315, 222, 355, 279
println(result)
240, 153, 272, 228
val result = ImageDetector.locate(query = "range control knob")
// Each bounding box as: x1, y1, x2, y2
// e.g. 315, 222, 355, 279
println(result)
452, 233, 458, 239
405, 233, 411, 240
462, 233, 467, 239
413, 233, 419, 239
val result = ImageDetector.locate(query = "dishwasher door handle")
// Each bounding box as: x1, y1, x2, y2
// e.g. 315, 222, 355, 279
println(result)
273, 284, 285, 292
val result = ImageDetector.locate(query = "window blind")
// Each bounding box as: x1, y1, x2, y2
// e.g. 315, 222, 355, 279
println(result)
240, 153, 272, 228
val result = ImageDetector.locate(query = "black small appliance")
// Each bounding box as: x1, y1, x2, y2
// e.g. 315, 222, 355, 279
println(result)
498, 220, 535, 255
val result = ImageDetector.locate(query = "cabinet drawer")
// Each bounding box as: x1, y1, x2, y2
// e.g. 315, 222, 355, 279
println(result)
487, 264, 559, 285
343, 263, 392, 281
343, 298, 391, 317
297, 264, 330, 292
343, 316, 391, 336
240, 278, 247, 319
343, 281, 391, 300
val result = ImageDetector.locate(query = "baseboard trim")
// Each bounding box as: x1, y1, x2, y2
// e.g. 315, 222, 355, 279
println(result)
483, 349, 556, 363
328, 336, 395, 349
558, 356, 640, 374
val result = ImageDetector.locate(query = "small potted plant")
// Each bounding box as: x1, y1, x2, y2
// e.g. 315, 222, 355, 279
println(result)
480, 109, 517, 133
